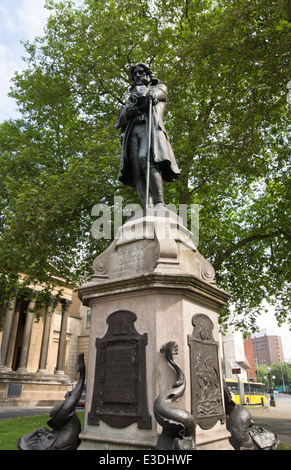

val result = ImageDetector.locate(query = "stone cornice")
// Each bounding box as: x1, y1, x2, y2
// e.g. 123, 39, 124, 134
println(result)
78, 271, 230, 310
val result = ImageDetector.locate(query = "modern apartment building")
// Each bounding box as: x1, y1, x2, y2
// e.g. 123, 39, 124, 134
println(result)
252, 328, 285, 365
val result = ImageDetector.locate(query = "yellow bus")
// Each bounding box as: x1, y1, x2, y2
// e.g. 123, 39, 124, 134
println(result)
225, 378, 268, 406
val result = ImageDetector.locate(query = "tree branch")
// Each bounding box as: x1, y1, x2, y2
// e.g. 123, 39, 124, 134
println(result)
212, 231, 282, 271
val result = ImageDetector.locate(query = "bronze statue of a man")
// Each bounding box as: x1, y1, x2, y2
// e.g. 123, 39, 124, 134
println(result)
115, 63, 180, 207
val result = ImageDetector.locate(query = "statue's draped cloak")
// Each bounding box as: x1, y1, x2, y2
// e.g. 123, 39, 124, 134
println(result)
115, 83, 180, 188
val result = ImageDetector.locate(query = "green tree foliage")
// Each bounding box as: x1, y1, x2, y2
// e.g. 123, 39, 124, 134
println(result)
0, 0, 290, 331
271, 362, 291, 389
256, 363, 291, 390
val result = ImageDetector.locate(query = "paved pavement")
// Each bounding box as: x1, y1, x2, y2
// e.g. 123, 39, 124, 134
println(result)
0, 394, 290, 447
250, 393, 291, 446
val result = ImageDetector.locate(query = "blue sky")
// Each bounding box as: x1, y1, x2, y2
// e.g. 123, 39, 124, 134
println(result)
0, 0, 290, 358
0, 0, 49, 121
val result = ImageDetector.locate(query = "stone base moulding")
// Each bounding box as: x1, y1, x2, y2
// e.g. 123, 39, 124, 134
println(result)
0, 370, 71, 407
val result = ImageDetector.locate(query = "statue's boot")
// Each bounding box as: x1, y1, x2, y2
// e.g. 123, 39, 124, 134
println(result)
138, 157, 165, 207
136, 179, 154, 208
149, 166, 166, 207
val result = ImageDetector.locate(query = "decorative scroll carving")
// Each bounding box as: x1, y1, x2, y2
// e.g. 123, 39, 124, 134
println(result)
201, 264, 215, 283
88, 310, 151, 429
188, 314, 224, 430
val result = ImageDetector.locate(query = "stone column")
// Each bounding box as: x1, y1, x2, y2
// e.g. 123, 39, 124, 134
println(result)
16, 298, 36, 373
37, 298, 56, 374
55, 299, 72, 376
0, 297, 17, 371
5, 299, 22, 370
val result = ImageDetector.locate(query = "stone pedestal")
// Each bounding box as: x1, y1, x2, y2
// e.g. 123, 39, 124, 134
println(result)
78, 209, 232, 450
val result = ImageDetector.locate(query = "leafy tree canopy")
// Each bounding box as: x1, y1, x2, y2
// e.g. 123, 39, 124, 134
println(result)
0, 0, 290, 332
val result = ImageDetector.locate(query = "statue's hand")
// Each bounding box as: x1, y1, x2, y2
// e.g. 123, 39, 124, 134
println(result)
146, 89, 158, 105
132, 85, 148, 99
126, 106, 139, 118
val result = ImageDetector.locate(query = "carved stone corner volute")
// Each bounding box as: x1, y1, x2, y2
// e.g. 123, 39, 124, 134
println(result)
201, 264, 216, 283
92, 256, 108, 276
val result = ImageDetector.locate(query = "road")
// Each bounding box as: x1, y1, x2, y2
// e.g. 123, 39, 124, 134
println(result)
0, 406, 84, 421
0, 406, 52, 420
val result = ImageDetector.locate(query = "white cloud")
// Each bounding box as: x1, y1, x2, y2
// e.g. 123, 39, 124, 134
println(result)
0, 0, 48, 40
15, 0, 49, 41
0, 4, 17, 35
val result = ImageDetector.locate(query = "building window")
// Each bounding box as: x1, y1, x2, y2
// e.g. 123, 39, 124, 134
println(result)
86, 310, 91, 329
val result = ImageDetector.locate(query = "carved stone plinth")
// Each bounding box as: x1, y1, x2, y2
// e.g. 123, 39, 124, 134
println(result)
78, 209, 232, 450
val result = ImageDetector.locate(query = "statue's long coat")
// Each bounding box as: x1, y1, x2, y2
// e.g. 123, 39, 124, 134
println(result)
115, 82, 180, 188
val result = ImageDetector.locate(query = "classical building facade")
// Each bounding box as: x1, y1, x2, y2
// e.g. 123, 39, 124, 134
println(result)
0, 278, 89, 407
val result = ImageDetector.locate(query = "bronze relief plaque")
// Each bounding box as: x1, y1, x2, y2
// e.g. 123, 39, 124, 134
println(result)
88, 310, 151, 429
188, 314, 224, 430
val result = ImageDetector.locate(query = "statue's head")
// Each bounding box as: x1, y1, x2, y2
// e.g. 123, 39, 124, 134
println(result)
227, 405, 279, 450
17, 425, 80, 451
130, 63, 159, 88
17, 428, 58, 451
250, 425, 279, 450
17, 353, 85, 451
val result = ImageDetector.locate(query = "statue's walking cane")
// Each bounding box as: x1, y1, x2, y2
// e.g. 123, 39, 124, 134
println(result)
145, 95, 153, 208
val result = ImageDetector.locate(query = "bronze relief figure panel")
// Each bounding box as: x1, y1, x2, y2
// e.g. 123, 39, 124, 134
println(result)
88, 310, 151, 429
188, 314, 225, 430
